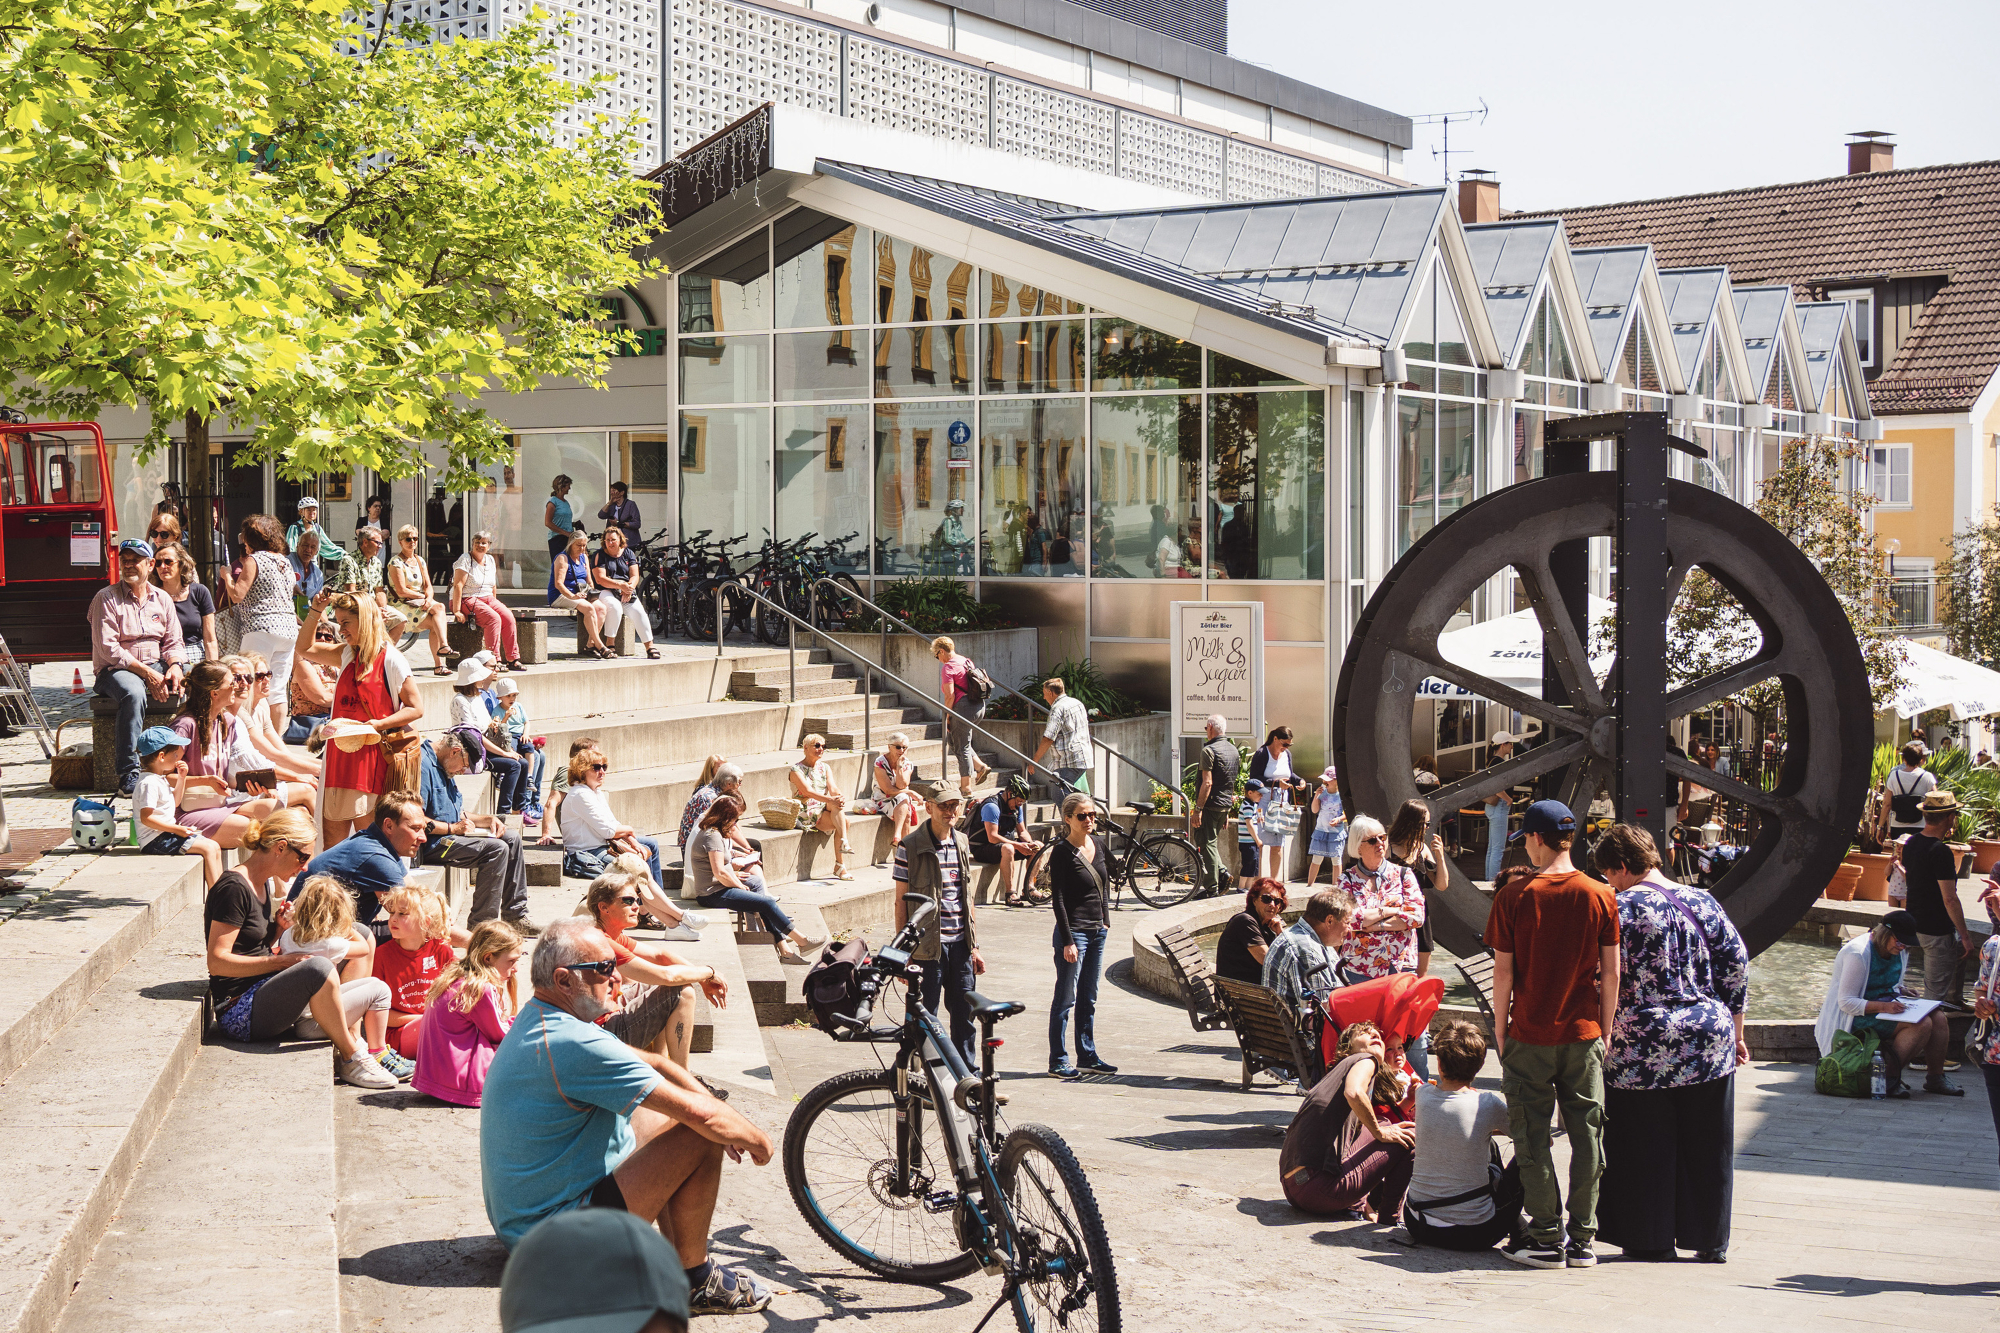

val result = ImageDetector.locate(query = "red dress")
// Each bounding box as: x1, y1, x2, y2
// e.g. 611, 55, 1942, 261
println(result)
323, 649, 393, 794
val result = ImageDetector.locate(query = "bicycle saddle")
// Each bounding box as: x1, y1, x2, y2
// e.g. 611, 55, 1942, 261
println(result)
968, 991, 1025, 1020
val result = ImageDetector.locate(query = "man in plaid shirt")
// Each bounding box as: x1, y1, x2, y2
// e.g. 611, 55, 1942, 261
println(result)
1030, 677, 1094, 793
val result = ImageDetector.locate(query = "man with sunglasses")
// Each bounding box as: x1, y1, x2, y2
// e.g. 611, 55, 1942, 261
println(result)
420, 734, 540, 935
482, 918, 778, 1315
893, 780, 984, 1066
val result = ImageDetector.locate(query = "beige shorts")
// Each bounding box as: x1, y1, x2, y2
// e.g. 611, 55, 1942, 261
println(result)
323, 786, 377, 823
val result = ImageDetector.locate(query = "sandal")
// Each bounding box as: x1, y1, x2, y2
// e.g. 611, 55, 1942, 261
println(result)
506, 659, 527, 672
645, 647, 660, 659
431, 664, 452, 676
832, 867, 855, 881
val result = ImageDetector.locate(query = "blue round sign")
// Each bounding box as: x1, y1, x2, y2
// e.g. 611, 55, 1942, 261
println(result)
947, 420, 971, 446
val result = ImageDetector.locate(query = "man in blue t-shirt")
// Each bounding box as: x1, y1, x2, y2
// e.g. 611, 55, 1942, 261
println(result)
968, 777, 1037, 905
481, 918, 779, 1315
301, 792, 428, 941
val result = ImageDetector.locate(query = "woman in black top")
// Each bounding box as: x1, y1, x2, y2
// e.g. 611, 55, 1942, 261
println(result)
1217, 878, 1286, 984
1049, 790, 1116, 1080
153, 542, 216, 665
591, 526, 659, 659
201, 809, 398, 1090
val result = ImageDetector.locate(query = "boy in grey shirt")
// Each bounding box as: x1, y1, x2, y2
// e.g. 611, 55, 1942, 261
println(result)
1405, 1020, 1522, 1250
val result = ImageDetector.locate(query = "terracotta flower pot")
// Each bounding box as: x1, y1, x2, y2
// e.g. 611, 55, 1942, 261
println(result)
1823, 863, 1862, 902
1849, 851, 1893, 901
1973, 839, 2000, 875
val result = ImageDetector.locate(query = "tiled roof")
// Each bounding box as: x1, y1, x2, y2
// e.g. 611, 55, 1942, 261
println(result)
1523, 160, 2000, 413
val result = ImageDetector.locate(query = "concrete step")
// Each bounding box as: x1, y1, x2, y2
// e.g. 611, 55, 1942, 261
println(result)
53, 1038, 340, 1333
726, 662, 846, 691
735, 870, 900, 1025
0, 895, 206, 1333
816, 712, 941, 750
729, 677, 867, 703
408, 641, 810, 729
509, 699, 865, 778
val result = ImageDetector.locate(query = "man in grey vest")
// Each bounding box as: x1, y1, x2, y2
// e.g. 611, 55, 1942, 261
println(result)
893, 779, 984, 1065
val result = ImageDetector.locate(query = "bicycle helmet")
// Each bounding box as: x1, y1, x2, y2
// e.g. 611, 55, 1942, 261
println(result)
1005, 774, 1032, 800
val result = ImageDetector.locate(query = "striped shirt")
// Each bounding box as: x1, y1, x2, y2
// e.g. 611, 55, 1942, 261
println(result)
893, 827, 966, 943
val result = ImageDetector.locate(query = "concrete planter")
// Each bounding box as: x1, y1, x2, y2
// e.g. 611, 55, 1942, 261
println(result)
977, 711, 1174, 811
822, 627, 1039, 722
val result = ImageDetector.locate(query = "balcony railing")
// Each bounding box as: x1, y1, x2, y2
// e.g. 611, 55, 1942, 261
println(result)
1882, 576, 1939, 633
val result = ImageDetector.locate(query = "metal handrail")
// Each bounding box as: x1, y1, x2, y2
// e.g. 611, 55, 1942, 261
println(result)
803, 576, 1189, 814
714, 577, 1067, 800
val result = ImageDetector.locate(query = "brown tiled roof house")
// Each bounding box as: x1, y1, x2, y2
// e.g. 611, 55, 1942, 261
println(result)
1523, 157, 2000, 414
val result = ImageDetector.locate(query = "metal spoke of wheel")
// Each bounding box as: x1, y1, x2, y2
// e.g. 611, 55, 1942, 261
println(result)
1421, 736, 1591, 817
1388, 648, 1598, 738
1336, 471, 1871, 956
1512, 554, 1608, 715
1126, 835, 1199, 909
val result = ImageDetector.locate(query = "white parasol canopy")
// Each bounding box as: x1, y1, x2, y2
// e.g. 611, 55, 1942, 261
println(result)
1427, 598, 1616, 700
1888, 638, 2000, 720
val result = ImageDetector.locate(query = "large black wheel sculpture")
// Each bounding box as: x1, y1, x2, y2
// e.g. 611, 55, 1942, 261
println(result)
1334, 472, 1873, 958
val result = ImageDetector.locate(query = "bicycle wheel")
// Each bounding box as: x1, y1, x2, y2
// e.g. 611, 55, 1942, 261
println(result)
754, 587, 791, 644
684, 581, 721, 642
784, 1068, 983, 1283
815, 573, 865, 633
1020, 839, 1057, 906
998, 1124, 1120, 1333
1124, 833, 1200, 909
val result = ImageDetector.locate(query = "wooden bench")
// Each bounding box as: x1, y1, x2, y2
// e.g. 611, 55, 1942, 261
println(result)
1214, 976, 1324, 1091
1154, 925, 1231, 1033
1455, 949, 1497, 1029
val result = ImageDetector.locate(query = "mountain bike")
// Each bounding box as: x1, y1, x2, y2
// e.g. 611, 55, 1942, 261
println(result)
785, 896, 1120, 1332
1020, 794, 1200, 910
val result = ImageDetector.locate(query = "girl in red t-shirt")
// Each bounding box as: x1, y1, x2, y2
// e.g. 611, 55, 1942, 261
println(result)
376, 886, 455, 1059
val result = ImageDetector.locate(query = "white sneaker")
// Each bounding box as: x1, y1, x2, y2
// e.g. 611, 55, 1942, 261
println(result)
680, 910, 709, 930
658, 923, 702, 941
336, 1051, 399, 1090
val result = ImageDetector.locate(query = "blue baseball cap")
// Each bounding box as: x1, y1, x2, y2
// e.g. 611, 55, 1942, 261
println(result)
1508, 798, 1577, 844
118, 538, 155, 559
136, 726, 183, 758
501, 1209, 690, 1333
1243, 778, 1265, 792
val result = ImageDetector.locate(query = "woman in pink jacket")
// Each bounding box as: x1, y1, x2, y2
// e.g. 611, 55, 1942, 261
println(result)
411, 921, 523, 1107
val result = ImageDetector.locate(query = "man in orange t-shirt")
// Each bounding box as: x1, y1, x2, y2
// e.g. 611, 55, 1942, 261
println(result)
1483, 799, 1620, 1271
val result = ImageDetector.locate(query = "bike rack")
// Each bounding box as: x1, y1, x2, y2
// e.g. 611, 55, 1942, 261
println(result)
714, 578, 1075, 798
803, 577, 1188, 816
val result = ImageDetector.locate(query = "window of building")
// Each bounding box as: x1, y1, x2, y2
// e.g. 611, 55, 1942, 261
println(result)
1397, 260, 1487, 555
1830, 288, 1875, 368
1870, 443, 1912, 508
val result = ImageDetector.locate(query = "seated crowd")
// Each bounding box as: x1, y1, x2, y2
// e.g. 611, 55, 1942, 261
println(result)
115, 507, 807, 1316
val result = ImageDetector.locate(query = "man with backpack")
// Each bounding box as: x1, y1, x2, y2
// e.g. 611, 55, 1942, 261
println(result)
1877, 742, 1935, 845
970, 776, 1039, 906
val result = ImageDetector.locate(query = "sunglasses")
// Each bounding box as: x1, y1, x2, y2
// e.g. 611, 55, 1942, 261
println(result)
890, 744, 907, 750
1361, 835, 1387, 846
1258, 894, 1285, 906
589, 762, 608, 772
147, 530, 172, 541
613, 895, 641, 907
1074, 810, 1100, 822
232, 675, 252, 687
562, 959, 617, 980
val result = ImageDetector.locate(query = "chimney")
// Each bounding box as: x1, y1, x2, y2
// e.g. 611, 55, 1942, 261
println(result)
1459, 168, 1499, 224
1846, 131, 1895, 175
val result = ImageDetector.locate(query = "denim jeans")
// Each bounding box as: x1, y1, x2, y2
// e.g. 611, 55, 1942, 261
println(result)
1485, 801, 1509, 881
696, 873, 795, 937
1049, 925, 1107, 1069
485, 750, 525, 814
516, 741, 546, 817
913, 936, 978, 1068
563, 834, 663, 886
94, 664, 163, 785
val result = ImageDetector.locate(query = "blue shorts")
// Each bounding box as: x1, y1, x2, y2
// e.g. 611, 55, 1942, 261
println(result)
1239, 841, 1260, 877
142, 832, 192, 855
1309, 829, 1346, 859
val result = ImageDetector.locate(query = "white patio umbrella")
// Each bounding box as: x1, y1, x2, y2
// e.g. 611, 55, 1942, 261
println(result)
1428, 598, 1616, 700
1889, 639, 2000, 720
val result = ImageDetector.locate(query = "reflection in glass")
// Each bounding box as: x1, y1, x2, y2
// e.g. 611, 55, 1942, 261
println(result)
619, 431, 673, 517
979, 398, 1086, 578
982, 321, 1085, 394
775, 331, 868, 401
777, 405, 869, 573
1437, 397, 1479, 522
679, 334, 769, 405
873, 326, 972, 397
678, 408, 771, 546
470, 432, 608, 588
773, 211, 867, 329
678, 232, 770, 334
1207, 349, 1300, 389
1208, 391, 1323, 579
1398, 394, 1436, 553
875, 400, 973, 576
1091, 318, 1199, 391
1090, 395, 1199, 578
874, 234, 974, 324
985, 271, 1085, 317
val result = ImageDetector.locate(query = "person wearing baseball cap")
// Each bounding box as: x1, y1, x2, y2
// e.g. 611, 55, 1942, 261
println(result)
501, 1208, 690, 1333
1484, 797, 1620, 1270
1483, 733, 1519, 883
894, 778, 982, 1066
1816, 905, 1958, 1101
287, 494, 347, 563
88, 535, 186, 794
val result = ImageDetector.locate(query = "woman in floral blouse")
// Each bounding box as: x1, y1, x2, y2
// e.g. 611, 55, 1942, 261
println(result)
1336, 814, 1425, 980
1591, 823, 1749, 1264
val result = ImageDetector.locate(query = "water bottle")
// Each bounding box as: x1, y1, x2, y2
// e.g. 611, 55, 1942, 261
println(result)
1869, 1050, 1887, 1100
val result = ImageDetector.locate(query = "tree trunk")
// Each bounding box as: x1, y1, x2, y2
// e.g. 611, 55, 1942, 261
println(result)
183, 410, 217, 589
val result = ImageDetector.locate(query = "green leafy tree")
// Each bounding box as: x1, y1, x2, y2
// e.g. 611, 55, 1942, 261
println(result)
1939, 508, 2000, 667
0, 2, 657, 567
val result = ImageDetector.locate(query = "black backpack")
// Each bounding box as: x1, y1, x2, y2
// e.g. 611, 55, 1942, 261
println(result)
804, 938, 871, 1033
961, 658, 995, 707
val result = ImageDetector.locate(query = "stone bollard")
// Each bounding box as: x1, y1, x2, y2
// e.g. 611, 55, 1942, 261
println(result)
573, 612, 597, 659
513, 609, 549, 665
613, 612, 639, 657
445, 619, 487, 664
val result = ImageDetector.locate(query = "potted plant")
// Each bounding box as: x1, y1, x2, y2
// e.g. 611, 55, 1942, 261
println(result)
1823, 861, 1862, 901
1846, 825, 1894, 900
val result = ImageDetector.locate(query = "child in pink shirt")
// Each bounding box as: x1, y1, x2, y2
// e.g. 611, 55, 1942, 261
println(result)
411, 920, 523, 1107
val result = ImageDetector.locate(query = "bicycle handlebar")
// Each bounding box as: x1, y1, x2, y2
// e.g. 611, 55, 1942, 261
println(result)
829, 897, 936, 1036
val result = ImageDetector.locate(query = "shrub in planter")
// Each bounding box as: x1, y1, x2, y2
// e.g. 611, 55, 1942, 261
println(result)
850, 577, 1014, 634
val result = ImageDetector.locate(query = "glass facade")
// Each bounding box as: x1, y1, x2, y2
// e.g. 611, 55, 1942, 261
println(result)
675, 208, 1328, 586
1397, 262, 1486, 555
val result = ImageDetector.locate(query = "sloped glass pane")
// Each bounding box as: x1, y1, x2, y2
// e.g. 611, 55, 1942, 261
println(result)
773, 211, 868, 328
1401, 268, 1436, 362
985, 271, 1086, 317
1208, 349, 1300, 388
1637, 320, 1663, 393
679, 231, 770, 334
1547, 295, 1578, 382
1437, 279, 1475, 366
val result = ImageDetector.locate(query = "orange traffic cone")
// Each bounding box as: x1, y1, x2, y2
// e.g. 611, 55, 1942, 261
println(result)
70, 668, 85, 695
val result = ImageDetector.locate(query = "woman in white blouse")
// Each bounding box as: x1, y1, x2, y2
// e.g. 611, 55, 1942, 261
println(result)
559, 745, 665, 886
449, 530, 524, 671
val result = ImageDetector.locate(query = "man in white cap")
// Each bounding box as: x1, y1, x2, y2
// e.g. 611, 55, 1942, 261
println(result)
287, 495, 347, 563
1485, 731, 1517, 882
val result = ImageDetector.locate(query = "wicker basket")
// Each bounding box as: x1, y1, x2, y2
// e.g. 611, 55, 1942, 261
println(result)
758, 797, 803, 831
49, 718, 94, 790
